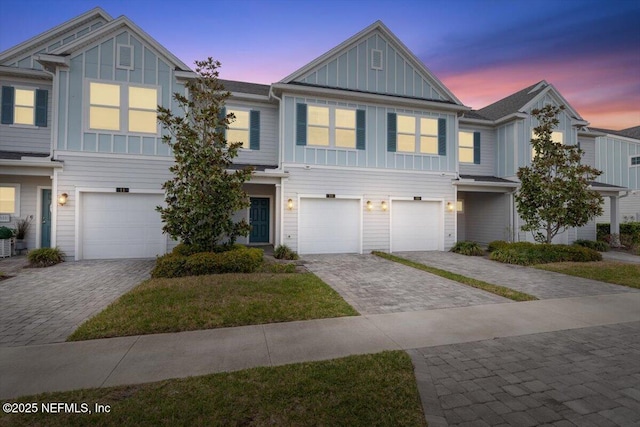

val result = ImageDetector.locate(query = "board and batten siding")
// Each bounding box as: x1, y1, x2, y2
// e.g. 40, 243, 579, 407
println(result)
596, 135, 639, 189
282, 95, 456, 172
227, 101, 279, 166
297, 32, 447, 101
56, 30, 185, 157
0, 78, 52, 153
54, 153, 175, 258
458, 126, 495, 176
578, 137, 597, 168
282, 166, 457, 253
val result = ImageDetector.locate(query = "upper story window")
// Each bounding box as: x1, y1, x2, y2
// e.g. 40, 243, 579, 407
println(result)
226, 108, 260, 150
296, 103, 365, 150
387, 113, 445, 155
87, 81, 158, 135
532, 130, 563, 158
0, 184, 20, 215
631, 155, 640, 167
459, 131, 480, 164
1, 86, 48, 127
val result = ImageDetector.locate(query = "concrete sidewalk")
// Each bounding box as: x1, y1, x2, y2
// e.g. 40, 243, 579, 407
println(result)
2, 292, 639, 399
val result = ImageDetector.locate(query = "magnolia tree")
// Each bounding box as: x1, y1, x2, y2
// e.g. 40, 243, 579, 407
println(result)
515, 105, 603, 243
156, 58, 253, 251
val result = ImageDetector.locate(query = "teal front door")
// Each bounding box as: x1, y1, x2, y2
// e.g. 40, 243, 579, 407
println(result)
41, 189, 51, 248
249, 198, 269, 243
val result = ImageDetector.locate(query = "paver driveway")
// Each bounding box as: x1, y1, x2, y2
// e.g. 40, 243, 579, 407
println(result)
303, 254, 509, 314
0, 259, 154, 347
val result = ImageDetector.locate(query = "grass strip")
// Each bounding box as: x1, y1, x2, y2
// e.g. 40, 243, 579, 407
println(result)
68, 272, 358, 341
373, 251, 538, 302
535, 261, 640, 289
1, 351, 426, 427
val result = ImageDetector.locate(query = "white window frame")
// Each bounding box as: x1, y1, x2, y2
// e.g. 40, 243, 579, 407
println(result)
0, 184, 20, 216
397, 114, 439, 155
630, 155, 640, 167
307, 104, 358, 150
12, 86, 36, 127
85, 79, 160, 136
459, 131, 474, 164
227, 107, 251, 149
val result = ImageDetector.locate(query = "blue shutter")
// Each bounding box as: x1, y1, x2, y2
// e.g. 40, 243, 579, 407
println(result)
249, 110, 260, 150
473, 131, 481, 164
296, 103, 307, 146
1, 86, 14, 125
35, 89, 48, 127
356, 109, 366, 150
387, 113, 397, 152
438, 118, 446, 156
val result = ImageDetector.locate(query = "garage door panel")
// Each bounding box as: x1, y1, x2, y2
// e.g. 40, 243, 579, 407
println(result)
391, 200, 441, 252
81, 193, 166, 259
299, 198, 360, 254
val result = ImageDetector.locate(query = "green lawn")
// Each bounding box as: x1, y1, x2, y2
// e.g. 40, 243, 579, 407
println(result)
373, 251, 538, 301
68, 272, 358, 341
0, 351, 426, 427
535, 261, 640, 288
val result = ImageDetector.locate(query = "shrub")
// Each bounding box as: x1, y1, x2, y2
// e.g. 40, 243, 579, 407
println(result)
274, 244, 299, 260
598, 222, 640, 244
489, 242, 601, 265
153, 246, 264, 278
0, 226, 14, 239
573, 239, 610, 252
172, 243, 203, 257
449, 241, 484, 256
487, 240, 510, 252
151, 253, 188, 278
27, 247, 65, 267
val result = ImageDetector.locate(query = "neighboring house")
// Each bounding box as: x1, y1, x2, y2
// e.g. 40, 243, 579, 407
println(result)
0, 8, 635, 259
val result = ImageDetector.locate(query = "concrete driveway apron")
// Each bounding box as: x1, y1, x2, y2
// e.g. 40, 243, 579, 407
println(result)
303, 254, 509, 315
0, 259, 154, 347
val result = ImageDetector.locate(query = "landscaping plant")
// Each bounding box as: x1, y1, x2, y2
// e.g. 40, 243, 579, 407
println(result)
27, 247, 65, 267
274, 244, 299, 260
449, 241, 484, 256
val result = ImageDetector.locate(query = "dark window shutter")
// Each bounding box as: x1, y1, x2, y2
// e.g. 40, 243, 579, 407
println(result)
1, 86, 14, 125
473, 131, 481, 164
35, 89, 48, 127
296, 103, 307, 146
217, 107, 226, 139
356, 109, 366, 150
387, 112, 397, 152
250, 110, 260, 150
438, 118, 446, 156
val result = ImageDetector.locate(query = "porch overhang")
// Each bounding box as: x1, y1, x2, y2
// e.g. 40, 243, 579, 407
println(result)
454, 175, 519, 193
0, 152, 63, 176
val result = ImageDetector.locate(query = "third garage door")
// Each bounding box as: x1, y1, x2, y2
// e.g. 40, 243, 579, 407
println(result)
391, 200, 441, 251
298, 198, 360, 254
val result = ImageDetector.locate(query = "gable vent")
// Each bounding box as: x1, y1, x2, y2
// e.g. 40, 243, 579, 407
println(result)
371, 49, 383, 70
117, 44, 134, 70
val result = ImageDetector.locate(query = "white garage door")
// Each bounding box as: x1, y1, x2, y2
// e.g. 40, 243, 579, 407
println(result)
81, 192, 166, 259
391, 200, 441, 251
299, 198, 360, 254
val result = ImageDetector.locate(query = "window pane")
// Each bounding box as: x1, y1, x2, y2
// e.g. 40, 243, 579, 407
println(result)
335, 129, 355, 148
552, 131, 563, 144
90, 106, 120, 130
459, 147, 474, 163
308, 126, 329, 146
227, 129, 248, 148
459, 132, 473, 148
335, 109, 355, 128
308, 106, 329, 126
129, 87, 157, 110
128, 110, 157, 133
456, 200, 463, 212
421, 117, 438, 135
397, 115, 415, 133
14, 106, 34, 125
0, 187, 16, 213
420, 135, 438, 154
15, 89, 34, 107
229, 110, 249, 129
90, 82, 120, 106
398, 134, 415, 152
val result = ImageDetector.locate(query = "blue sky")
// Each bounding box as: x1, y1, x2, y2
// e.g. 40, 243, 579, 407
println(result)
1, 0, 638, 129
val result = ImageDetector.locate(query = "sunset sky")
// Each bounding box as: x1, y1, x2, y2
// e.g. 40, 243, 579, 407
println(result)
1, 0, 638, 130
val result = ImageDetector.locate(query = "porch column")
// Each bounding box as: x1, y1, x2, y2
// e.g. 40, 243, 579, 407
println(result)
610, 195, 620, 243
274, 183, 282, 247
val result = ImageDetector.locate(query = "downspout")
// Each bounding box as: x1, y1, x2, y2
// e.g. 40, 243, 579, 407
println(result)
269, 86, 285, 247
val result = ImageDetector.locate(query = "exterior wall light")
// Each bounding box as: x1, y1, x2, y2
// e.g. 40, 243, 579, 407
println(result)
287, 198, 293, 210
446, 201, 454, 212
58, 193, 68, 206
366, 200, 373, 211
381, 201, 388, 211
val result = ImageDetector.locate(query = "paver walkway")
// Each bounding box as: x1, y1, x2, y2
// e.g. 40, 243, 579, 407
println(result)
602, 250, 640, 264
397, 251, 639, 299
303, 254, 509, 314
411, 321, 640, 427
0, 259, 154, 347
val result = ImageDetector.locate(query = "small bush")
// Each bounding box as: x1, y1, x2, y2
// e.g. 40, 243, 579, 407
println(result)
487, 240, 510, 252
27, 247, 65, 267
598, 222, 640, 244
151, 253, 188, 278
573, 239, 610, 252
0, 226, 14, 239
489, 242, 601, 265
172, 243, 203, 257
153, 247, 264, 278
449, 241, 484, 256
274, 244, 299, 260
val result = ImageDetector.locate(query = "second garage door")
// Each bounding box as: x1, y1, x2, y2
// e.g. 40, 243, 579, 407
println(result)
81, 192, 166, 259
391, 200, 441, 251
298, 198, 360, 254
